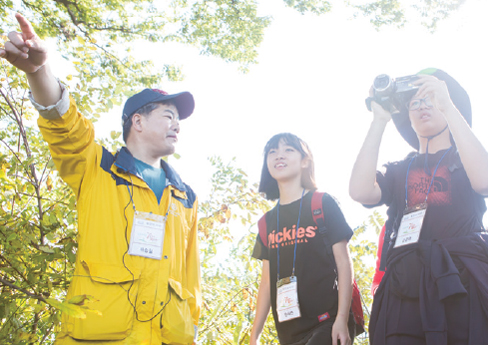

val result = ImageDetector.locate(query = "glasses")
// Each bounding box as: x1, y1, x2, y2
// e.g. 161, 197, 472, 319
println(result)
406, 97, 433, 111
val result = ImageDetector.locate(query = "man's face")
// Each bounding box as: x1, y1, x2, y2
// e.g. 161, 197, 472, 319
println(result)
408, 96, 447, 137
140, 103, 180, 158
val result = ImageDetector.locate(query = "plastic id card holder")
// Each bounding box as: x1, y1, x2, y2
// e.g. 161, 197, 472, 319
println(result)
128, 211, 166, 260
276, 276, 301, 322
394, 203, 427, 248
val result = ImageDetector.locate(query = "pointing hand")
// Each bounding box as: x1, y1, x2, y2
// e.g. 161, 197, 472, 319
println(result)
0, 13, 48, 74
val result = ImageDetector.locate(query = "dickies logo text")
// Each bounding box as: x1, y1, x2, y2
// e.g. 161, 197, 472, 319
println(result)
268, 225, 317, 248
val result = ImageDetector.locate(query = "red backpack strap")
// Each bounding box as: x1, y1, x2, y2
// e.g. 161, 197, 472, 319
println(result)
311, 191, 365, 335
352, 280, 365, 332
311, 191, 325, 231
257, 214, 268, 248
311, 191, 332, 258
372, 224, 386, 296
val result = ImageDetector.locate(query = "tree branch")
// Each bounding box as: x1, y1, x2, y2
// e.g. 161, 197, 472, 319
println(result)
0, 276, 47, 303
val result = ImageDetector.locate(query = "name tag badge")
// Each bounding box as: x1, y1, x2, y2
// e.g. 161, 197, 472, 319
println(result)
128, 211, 166, 260
394, 203, 427, 248
276, 276, 301, 322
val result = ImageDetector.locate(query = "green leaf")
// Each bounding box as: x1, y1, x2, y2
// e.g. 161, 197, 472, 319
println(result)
110, 131, 121, 140
68, 294, 98, 306
46, 298, 86, 319
46, 298, 102, 318
7, 233, 17, 241
67, 249, 77, 263
46, 233, 57, 241
39, 245, 55, 253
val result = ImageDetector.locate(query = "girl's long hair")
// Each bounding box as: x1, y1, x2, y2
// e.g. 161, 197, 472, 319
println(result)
259, 133, 317, 200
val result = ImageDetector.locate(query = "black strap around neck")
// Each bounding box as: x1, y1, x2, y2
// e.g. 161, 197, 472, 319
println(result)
419, 125, 449, 175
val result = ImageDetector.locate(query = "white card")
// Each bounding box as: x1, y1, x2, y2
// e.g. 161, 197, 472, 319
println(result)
276, 276, 301, 322
394, 208, 427, 248
128, 211, 166, 260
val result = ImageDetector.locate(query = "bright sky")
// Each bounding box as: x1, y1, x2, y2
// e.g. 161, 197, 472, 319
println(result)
88, 0, 488, 230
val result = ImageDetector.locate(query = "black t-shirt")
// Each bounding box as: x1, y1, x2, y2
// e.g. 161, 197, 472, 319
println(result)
252, 191, 353, 344
372, 149, 487, 287
375, 149, 486, 243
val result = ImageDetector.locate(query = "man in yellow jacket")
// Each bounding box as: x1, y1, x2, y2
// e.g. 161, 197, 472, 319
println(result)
1, 13, 201, 345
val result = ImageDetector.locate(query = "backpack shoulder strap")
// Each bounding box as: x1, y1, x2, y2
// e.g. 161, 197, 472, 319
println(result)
311, 191, 326, 235
311, 191, 365, 335
257, 214, 268, 248
311, 191, 332, 257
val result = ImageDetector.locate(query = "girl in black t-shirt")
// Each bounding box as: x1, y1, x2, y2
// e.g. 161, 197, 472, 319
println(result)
250, 133, 355, 345
351, 69, 488, 345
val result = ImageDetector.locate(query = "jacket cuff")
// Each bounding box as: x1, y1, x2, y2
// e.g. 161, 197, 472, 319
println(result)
28, 80, 70, 120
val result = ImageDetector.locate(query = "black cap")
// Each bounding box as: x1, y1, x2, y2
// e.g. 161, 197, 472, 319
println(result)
392, 68, 472, 150
122, 88, 195, 125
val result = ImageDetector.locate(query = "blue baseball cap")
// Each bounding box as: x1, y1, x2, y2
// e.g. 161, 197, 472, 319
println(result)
122, 88, 195, 125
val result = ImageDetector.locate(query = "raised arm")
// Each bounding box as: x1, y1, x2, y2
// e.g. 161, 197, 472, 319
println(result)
2, 13, 97, 196
0, 13, 61, 105
349, 98, 391, 205
415, 75, 488, 196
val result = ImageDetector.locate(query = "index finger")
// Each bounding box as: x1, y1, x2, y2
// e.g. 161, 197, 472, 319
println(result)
15, 13, 36, 41
413, 74, 438, 85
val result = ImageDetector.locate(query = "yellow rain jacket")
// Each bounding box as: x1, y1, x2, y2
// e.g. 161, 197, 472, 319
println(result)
35, 92, 201, 345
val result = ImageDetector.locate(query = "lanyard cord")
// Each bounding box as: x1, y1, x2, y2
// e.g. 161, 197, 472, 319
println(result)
418, 125, 449, 176
277, 189, 305, 281
123, 176, 173, 322
405, 147, 452, 207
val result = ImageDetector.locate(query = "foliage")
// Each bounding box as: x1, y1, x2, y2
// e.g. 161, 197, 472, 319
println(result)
411, 0, 466, 31
281, 0, 466, 25
1, 0, 272, 94
197, 156, 276, 344
348, 211, 384, 344
182, 0, 270, 72
0, 62, 78, 343
350, 0, 467, 31
283, 0, 332, 15
350, 0, 405, 28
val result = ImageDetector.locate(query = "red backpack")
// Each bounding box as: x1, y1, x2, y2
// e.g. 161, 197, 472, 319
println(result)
258, 191, 365, 335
